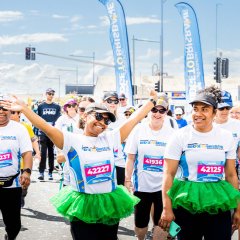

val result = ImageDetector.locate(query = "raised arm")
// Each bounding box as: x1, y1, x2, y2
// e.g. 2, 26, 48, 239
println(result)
3, 99, 64, 149
119, 90, 158, 143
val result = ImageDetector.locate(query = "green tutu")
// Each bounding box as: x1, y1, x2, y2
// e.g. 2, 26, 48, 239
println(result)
50, 185, 140, 225
168, 179, 240, 214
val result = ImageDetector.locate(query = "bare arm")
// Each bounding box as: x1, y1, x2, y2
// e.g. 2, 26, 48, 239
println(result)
32, 139, 41, 159
3, 100, 64, 149
159, 159, 179, 230
20, 151, 33, 188
225, 159, 240, 230
119, 90, 157, 143
124, 153, 136, 192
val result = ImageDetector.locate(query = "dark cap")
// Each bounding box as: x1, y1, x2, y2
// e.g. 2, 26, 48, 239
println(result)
103, 91, 118, 101
189, 93, 217, 108
119, 93, 126, 99
217, 90, 233, 108
46, 88, 55, 93
85, 103, 116, 122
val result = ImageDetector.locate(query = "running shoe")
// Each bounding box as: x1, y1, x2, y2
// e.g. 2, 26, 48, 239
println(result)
48, 173, 53, 180
38, 172, 44, 180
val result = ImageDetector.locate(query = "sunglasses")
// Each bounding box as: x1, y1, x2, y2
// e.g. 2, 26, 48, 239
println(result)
218, 107, 232, 111
0, 106, 8, 111
176, 114, 182, 116
66, 104, 77, 108
106, 99, 119, 104
151, 107, 167, 114
47, 93, 54, 96
125, 113, 131, 117
119, 98, 125, 101
11, 111, 20, 115
79, 107, 86, 112
91, 112, 111, 125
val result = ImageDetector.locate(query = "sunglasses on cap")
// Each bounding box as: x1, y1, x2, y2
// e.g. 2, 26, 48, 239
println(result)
66, 103, 77, 108
151, 107, 167, 114
218, 106, 232, 111
47, 92, 54, 96
91, 112, 111, 125
79, 107, 86, 112
106, 99, 119, 104
0, 106, 8, 111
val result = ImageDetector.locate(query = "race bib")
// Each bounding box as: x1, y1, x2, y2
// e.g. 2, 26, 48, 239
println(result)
143, 155, 164, 172
197, 161, 224, 182
0, 150, 13, 168
84, 160, 112, 184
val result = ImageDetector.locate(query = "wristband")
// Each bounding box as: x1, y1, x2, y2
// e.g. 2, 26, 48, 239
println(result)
124, 180, 132, 182
149, 98, 156, 106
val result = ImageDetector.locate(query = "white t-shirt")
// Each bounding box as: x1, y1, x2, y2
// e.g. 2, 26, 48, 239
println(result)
108, 116, 127, 168
125, 121, 175, 192
163, 116, 179, 130
55, 114, 82, 134
63, 129, 121, 194
0, 121, 32, 188
214, 118, 240, 147
164, 125, 236, 182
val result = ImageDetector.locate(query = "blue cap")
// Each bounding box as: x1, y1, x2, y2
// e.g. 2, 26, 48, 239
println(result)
217, 90, 233, 108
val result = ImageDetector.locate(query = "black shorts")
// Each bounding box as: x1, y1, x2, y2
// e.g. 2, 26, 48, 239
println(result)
134, 191, 163, 228
174, 207, 232, 240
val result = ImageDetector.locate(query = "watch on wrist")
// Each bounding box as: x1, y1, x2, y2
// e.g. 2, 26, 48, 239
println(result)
23, 168, 32, 175
149, 98, 156, 106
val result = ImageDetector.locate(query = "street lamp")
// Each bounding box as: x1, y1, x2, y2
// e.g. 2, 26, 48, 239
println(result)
160, 0, 168, 92
58, 67, 78, 85
44, 75, 61, 99
132, 36, 161, 86
69, 52, 95, 85
216, 3, 222, 58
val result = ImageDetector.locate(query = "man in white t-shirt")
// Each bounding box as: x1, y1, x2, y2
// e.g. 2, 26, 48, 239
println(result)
0, 96, 32, 240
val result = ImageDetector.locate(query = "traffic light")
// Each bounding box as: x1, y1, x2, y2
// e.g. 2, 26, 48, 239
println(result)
222, 58, 229, 78
213, 57, 221, 83
154, 81, 160, 92
25, 47, 31, 60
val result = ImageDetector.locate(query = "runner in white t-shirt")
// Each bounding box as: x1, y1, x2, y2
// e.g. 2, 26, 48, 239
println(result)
159, 86, 240, 240
0, 97, 32, 240
125, 93, 175, 240
4, 90, 158, 240
55, 99, 82, 186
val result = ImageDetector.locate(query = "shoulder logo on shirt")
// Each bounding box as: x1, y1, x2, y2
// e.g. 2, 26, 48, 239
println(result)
43, 108, 57, 115
82, 146, 111, 152
140, 140, 166, 147
0, 136, 17, 140
187, 143, 223, 150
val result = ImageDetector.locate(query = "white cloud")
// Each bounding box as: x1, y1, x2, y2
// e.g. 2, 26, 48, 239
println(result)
0, 11, 23, 22
138, 48, 171, 61
99, 16, 160, 26
0, 33, 67, 46
126, 17, 160, 25
70, 15, 82, 23
52, 14, 68, 19
2, 51, 21, 56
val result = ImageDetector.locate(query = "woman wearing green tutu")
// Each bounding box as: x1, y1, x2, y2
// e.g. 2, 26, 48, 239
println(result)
159, 86, 240, 240
3, 90, 158, 240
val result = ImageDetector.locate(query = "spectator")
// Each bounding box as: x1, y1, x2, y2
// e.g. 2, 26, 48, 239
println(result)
37, 88, 61, 181
174, 108, 188, 128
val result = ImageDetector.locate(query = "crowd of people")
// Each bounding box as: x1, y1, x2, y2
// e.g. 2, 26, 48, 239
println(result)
0, 85, 240, 240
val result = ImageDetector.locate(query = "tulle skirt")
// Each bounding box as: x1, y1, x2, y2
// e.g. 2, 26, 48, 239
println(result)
168, 179, 240, 214
50, 185, 140, 225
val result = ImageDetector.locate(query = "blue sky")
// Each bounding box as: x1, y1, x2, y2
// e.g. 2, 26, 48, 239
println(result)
0, 0, 239, 96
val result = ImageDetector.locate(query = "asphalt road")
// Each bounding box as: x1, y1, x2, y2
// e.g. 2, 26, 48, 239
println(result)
0, 162, 238, 240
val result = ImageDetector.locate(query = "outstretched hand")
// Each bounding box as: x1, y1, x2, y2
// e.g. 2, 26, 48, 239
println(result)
0, 96, 26, 112
150, 90, 158, 101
